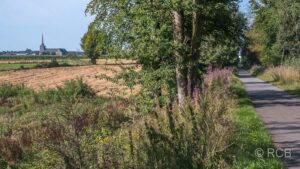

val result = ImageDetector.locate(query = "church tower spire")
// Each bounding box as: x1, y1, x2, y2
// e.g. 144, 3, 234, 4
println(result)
40, 34, 46, 55
42, 34, 44, 45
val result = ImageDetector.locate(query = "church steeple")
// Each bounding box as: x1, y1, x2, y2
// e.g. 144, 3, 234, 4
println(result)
40, 34, 46, 54
42, 34, 44, 45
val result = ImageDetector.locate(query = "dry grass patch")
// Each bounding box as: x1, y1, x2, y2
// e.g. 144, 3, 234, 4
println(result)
267, 66, 300, 84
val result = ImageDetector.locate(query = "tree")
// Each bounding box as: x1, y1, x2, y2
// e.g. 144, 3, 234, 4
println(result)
85, 0, 245, 107
246, 0, 300, 66
81, 22, 107, 64
172, 1, 187, 107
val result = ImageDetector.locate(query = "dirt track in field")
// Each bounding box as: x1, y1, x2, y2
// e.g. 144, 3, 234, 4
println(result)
0, 60, 139, 95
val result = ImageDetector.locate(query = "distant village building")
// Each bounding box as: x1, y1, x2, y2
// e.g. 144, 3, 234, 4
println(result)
39, 35, 68, 56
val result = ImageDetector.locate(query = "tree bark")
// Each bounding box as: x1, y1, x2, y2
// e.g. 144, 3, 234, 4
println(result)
188, 0, 202, 97
172, 9, 187, 108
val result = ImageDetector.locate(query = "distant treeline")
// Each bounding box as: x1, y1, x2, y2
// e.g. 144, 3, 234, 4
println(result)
0, 54, 133, 60
0, 55, 84, 60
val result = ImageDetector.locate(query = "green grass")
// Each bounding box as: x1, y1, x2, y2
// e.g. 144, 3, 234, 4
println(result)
0, 63, 40, 71
231, 78, 284, 169
0, 55, 71, 60
0, 59, 91, 71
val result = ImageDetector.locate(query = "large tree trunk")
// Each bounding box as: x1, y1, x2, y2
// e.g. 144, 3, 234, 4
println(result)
172, 9, 187, 108
188, 0, 202, 97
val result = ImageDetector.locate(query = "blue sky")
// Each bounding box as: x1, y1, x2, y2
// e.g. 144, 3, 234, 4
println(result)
240, 0, 250, 14
0, 0, 93, 51
0, 0, 249, 51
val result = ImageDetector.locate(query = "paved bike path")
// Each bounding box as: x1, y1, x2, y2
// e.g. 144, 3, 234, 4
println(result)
239, 70, 300, 169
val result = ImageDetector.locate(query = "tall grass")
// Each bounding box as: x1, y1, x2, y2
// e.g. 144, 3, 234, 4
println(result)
251, 65, 300, 96
268, 66, 300, 84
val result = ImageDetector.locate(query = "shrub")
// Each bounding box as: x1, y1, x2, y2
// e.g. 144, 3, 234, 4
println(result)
58, 79, 96, 101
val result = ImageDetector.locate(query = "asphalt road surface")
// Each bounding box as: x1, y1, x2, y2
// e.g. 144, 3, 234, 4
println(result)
239, 70, 300, 169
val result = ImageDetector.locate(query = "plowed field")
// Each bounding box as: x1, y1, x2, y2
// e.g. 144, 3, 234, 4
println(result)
0, 60, 139, 95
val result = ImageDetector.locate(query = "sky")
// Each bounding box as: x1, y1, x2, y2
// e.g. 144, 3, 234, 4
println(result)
0, 0, 93, 51
240, 0, 250, 13
0, 0, 249, 51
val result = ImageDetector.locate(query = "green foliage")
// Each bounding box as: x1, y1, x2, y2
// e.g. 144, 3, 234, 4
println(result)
56, 79, 96, 101
84, 0, 246, 105
201, 38, 240, 67
199, 3, 246, 67
247, 0, 300, 66
81, 22, 109, 64
283, 57, 300, 68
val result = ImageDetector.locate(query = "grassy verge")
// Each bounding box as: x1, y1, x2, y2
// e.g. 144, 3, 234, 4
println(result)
257, 72, 300, 96
231, 77, 283, 168
249, 65, 300, 96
